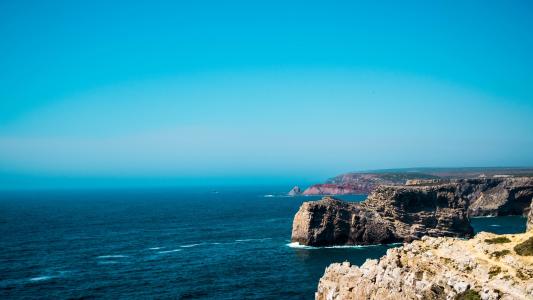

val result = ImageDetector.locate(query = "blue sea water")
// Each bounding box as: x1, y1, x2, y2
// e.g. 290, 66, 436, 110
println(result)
0, 187, 526, 299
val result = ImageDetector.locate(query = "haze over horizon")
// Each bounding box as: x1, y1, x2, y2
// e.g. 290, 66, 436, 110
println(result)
2, 1, 533, 189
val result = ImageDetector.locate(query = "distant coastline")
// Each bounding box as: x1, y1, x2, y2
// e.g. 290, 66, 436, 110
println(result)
294, 167, 533, 196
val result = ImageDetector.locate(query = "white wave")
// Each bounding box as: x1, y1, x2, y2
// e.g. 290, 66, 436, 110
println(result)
489, 224, 502, 227
287, 242, 403, 249
29, 276, 52, 282
157, 249, 182, 254
180, 243, 202, 248
263, 194, 275, 198
286, 242, 317, 249
149, 247, 164, 250
97, 255, 128, 259
211, 242, 221, 245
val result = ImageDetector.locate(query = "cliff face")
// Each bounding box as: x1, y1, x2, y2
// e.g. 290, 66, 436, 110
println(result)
291, 194, 473, 246
292, 178, 533, 246
464, 178, 533, 217
316, 231, 533, 300
370, 178, 533, 217
303, 169, 533, 199
302, 178, 533, 217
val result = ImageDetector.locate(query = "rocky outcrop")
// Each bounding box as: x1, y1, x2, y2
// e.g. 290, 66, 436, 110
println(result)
316, 231, 533, 300
309, 179, 533, 298
464, 178, 533, 217
303, 177, 533, 218
292, 178, 533, 246
302, 184, 368, 195
366, 177, 533, 217
291, 194, 473, 246
288, 186, 301, 196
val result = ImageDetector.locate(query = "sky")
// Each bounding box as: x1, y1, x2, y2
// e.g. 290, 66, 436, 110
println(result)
1, 0, 533, 188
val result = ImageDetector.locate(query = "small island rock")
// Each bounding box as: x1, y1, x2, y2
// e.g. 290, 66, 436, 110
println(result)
288, 186, 301, 196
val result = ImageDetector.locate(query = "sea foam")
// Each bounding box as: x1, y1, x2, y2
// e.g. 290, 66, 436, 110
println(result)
180, 243, 202, 248
157, 249, 182, 254
287, 242, 402, 249
29, 276, 52, 282
97, 255, 128, 259
286, 242, 317, 249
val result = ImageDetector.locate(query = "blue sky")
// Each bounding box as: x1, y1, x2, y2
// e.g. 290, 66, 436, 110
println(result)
1, 1, 533, 188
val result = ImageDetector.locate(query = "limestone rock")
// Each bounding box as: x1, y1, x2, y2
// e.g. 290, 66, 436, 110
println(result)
316, 231, 533, 300
463, 178, 533, 217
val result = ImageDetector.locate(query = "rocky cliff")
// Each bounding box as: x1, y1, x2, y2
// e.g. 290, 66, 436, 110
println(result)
316, 231, 533, 300
303, 168, 533, 196
291, 194, 473, 246
292, 178, 533, 246
464, 178, 533, 217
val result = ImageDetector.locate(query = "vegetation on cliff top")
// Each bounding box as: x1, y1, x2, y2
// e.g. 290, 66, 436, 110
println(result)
455, 289, 481, 300
490, 249, 510, 258
484, 237, 511, 244
514, 237, 533, 256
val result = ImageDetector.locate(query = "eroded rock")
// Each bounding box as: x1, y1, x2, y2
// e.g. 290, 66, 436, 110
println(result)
291, 193, 473, 246
316, 231, 533, 300
292, 178, 533, 246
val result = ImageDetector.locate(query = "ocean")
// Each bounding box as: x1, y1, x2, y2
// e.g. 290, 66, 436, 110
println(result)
0, 187, 526, 299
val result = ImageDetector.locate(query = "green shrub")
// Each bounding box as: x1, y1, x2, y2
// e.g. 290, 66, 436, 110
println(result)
484, 237, 511, 244
514, 237, 533, 256
490, 249, 510, 258
455, 289, 481, 300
